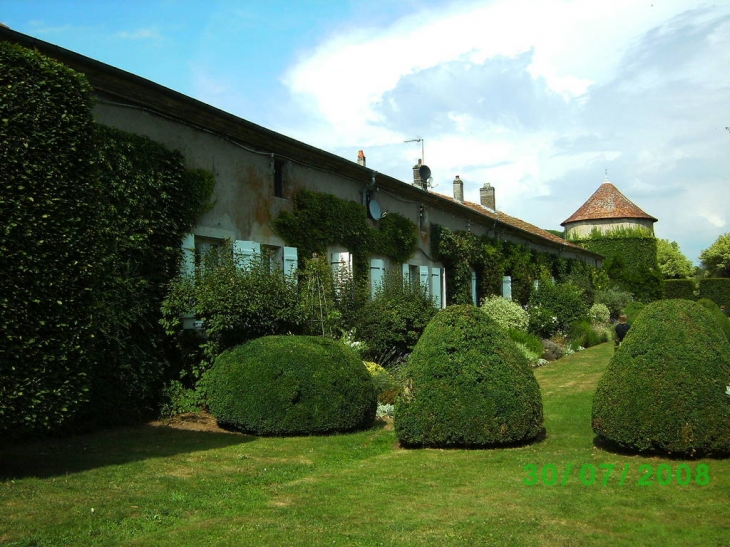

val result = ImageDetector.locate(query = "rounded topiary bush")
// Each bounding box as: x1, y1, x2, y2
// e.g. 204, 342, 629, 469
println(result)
696, 298, 730, 343
592, 299, 730, 456
394, 305, 544, 448
206, 336, 377, 435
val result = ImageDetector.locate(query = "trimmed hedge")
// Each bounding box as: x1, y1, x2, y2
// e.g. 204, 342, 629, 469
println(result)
698, 278, 730, 309
1, 42, 100, 437
394, 305, 544, 448
663, 279, 695, 300
696, 299, 730, 343
206, 336, 377, 435
592, 299, 730, 456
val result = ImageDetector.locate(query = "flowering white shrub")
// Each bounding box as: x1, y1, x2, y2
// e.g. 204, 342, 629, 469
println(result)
480, 295, 529, 332
589, 303, 611, 325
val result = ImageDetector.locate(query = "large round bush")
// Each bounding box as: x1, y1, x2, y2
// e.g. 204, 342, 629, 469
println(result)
394, 305, 544, 448
592, 299, 730, 456
207, 336, 376, 435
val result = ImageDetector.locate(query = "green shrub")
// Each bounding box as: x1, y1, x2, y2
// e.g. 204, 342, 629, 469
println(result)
507, 329, 544, 355
698, 278, 730, 309
622, 301, 645, 324
355, 270, 437, 367
592, 299, 730, 456
594, 288, 634, 321
480, 296, 529, 332
568, 320, 608, 349
528, 281, 588, 337
161, 241, 303, 379
207, 336, 376, 435
588, 303, 610, 325
696, 299, 730, 343
394, 305, 544, 448
663, 279, 695, 300
365, 361, 400, 404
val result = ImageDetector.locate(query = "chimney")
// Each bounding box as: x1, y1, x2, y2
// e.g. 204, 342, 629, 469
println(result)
453, 175, 464, 202
412, 159, 423, 188
480, 183, 495, 210
357, 150, 366, 167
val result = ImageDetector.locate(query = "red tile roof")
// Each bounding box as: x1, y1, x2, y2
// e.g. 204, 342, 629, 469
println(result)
561, 182, 657, 226
437, 194, 586, 251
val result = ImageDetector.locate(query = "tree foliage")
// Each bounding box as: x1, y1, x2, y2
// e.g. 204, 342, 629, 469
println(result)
699, 232, 730, 278
656, 239, 694, 279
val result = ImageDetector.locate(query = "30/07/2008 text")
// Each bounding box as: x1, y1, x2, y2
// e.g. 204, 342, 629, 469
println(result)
522, 463, 710, 486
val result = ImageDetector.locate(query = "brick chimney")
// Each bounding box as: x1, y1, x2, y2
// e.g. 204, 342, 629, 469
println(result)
480, 183, 495, 210
412, 159, 423, 188
453, 175, 464, 202
357, 150, 366, 167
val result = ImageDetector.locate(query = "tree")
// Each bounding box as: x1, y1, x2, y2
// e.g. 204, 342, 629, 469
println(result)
699, 233, 730, 278
656, 239, 694, 279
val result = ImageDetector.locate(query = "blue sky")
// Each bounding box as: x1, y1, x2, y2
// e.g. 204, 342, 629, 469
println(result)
3, 0, 729, 265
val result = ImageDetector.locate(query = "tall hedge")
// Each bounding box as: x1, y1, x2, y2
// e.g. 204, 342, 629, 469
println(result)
698, 278, 730, 309
0, 43, 215, 437
394, 305, 544, 447
662, 279, 695, 300
1, 42, 101, 437
592, 299, 730, 456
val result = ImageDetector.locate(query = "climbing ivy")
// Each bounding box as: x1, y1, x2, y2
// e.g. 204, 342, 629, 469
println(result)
431, 224, 596, 306
272, 190, 418, 278
571, 228, 662, 302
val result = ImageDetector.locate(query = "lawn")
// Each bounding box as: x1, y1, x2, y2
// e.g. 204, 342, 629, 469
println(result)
1, 342, 728, 546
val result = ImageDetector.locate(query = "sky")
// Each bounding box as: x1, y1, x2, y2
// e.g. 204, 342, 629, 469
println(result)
3, 0, 729, 265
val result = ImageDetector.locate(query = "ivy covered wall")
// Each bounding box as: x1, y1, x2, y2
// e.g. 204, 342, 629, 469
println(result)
431, 225, 595, 306
570, 228, 662, 302
272, 190, 418, 279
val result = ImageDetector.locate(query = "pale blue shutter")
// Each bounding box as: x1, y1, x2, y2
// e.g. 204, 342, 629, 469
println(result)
502, 275, 512, 300
370, 258, 385, 298
419, 266, 429, 291
181, 234, 195, 277
471, 270, 477, 306
283, 247, 298, 278
234, 240, 260, 270
431, 267, 442, 308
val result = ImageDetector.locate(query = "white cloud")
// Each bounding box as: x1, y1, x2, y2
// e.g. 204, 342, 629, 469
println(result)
116, 28, 162, 41
276, 0, 730, 264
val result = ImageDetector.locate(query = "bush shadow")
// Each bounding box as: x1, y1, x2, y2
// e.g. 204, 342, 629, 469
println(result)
0, 423, 255, 480
592, 435, 730, 461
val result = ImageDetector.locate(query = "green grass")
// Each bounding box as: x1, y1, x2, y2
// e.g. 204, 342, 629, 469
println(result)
2, 343, 728, 546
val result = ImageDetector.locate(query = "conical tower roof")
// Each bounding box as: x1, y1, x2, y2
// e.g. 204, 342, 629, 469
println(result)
561, 181, 657, 226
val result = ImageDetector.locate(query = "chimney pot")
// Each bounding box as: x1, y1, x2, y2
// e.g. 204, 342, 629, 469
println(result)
357, 150, 366, 167
453, 175, 464, 202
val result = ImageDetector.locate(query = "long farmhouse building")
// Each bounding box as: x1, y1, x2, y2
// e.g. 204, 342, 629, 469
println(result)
1, 26, 601, 307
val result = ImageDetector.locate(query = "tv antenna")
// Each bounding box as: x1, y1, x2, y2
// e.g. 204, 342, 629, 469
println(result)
404, 137, 424, 163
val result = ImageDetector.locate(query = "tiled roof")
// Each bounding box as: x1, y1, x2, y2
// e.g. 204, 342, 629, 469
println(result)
437, 194, 586, 251
561, 182, 657, 226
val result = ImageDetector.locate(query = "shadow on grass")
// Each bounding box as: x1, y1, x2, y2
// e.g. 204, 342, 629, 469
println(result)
0, 424, 255, 480
592, 435, 730, 461
397, 427, 548, 450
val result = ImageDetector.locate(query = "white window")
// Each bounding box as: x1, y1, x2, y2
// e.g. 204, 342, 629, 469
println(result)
331, 251, 352, 278
234, 240, 261, 270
